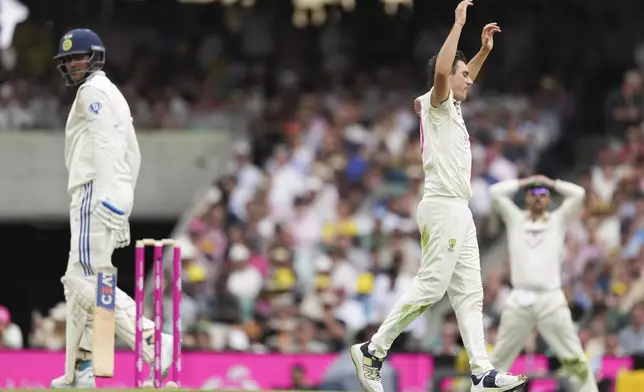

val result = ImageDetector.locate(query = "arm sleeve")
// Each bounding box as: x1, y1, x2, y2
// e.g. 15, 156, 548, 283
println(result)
416, 89, 451, 125
78, 86, 122, 200
553, 179, 586, 220
489, 179, 523, 222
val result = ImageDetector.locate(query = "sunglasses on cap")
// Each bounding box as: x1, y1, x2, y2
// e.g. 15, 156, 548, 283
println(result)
528, 186, 550, 196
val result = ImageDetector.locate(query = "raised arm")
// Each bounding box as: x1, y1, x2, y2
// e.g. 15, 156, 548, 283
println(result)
431, 1, 471, 107
489, 178, 533, 222
467, 23, 501, 82
553, 179, 586, 219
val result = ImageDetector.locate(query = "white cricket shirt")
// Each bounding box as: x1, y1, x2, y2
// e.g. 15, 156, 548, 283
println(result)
490, 179, 586, 290
64, 71, 141, 212
416, 88, 472, 200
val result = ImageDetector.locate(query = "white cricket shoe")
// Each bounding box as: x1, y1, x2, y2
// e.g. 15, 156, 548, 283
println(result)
50, 362, 96, 389
146, 333, 175, 384
350, 342, 384, 392
470, 369, 528, 391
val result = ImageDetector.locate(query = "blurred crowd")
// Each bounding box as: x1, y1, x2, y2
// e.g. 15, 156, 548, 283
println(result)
0, 22, 247, 132
1, 3, 579, 135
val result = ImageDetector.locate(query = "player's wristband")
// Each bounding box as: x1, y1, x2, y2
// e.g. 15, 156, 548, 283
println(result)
101, 200, 125, 216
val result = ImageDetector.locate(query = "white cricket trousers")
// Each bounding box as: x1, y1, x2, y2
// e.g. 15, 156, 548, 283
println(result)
66, 182, 115, 277
491, 289, 598, 392
370, 196, 493, 374
64, 181, 154, 353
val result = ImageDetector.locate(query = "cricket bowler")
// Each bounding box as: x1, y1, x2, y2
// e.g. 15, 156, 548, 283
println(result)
350, 2, 527, 391
49, 28, 175, 389
489, 175, 598, 392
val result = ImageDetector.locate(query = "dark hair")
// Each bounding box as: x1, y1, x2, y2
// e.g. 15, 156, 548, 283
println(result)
427, 50, 468, 86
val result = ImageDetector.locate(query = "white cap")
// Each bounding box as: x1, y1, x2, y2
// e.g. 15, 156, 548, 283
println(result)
204, 186, 222, 204
344, 124, 369, 145
227, 328, 250, 351
229, 243, 250, 262
320, 291, 337, 306
315, 254, 333, 273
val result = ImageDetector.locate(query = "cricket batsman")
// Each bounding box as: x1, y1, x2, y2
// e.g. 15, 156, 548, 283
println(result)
489, 175, 598, 392
49, 28, 174, 389
350, 2, 527, 391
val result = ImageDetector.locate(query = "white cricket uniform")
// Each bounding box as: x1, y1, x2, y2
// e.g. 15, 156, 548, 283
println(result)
65, 71, 141, 276
371, 89, 493, 375
489, 179, 598, 391
62, 71, 156, 360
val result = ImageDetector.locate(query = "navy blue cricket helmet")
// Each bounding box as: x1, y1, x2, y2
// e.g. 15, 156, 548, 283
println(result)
53, 29, 106, 86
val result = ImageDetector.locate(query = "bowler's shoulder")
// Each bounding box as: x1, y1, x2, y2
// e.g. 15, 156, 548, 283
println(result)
414, 91, 432, 110
417, 88, 455, 114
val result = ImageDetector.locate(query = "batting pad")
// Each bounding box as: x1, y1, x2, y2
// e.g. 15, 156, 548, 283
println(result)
62, 282, 90, 383
61, 275, 156, 364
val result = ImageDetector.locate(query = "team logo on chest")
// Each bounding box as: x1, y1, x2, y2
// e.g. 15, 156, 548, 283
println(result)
524, 228, 545, 247
447, 238, 456, 252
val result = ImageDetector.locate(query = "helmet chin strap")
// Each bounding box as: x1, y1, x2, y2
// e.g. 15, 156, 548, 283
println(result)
58, 65, 88, 87
58, 63, 103, 87
55, 49, 105, 87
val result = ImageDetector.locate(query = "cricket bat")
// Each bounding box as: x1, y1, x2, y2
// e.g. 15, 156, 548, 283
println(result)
93, 266, 117, 377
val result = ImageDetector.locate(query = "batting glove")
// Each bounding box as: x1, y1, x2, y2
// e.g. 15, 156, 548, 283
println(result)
93, 197, 128, 232
114, 222, 131, 249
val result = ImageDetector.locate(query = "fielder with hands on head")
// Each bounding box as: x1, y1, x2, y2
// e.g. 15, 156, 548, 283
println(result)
50, 29, 175, 389
350, 2, 527, 391
489, 175, 598, 392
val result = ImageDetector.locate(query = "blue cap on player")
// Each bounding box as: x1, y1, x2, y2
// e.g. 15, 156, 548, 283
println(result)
54, 28, 106, 86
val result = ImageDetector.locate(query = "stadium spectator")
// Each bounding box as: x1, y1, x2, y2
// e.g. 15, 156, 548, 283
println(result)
29, 302, 65, 350
0, 305, 23, 349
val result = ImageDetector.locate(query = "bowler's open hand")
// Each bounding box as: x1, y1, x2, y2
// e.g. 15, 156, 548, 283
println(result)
455, 1, 473, 27
481, 23, 501, 52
